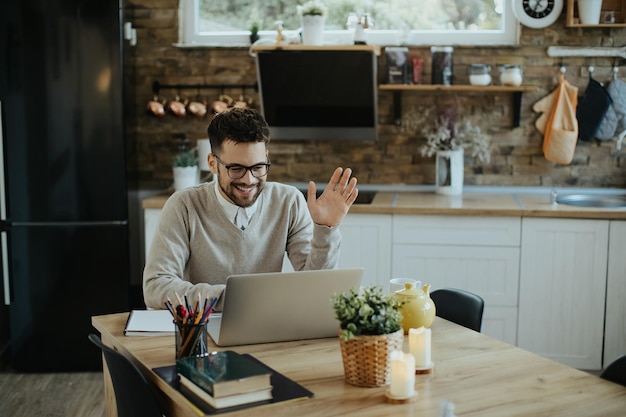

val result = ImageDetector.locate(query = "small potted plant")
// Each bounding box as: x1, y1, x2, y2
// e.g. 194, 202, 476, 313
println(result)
331, 286, 404, 387
249, 21, 260, 44
297, 1, 328, 45
297, 0, 328, 16
172, 138, 199, 191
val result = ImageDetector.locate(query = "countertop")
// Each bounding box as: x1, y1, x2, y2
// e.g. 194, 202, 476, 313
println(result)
142, 184, 626, 220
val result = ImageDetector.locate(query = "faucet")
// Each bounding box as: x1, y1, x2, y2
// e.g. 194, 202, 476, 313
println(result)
616, 129, 626, 151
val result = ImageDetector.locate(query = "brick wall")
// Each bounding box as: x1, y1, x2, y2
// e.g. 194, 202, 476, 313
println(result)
124, 0, 626, 190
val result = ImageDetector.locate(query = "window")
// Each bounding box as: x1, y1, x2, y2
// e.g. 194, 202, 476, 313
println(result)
179, 0, 518, 47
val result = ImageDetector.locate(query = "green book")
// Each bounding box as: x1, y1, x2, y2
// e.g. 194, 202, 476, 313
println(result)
176, 351, 272, 398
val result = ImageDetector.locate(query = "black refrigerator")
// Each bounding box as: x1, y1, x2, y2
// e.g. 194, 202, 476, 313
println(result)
0, 0, 130, 371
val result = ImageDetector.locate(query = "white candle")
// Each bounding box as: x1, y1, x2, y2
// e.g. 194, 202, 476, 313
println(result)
389, 350, 415, 397
409, 327, 431, 367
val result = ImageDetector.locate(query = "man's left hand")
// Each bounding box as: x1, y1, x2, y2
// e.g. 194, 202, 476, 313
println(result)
307, 167, 358, 227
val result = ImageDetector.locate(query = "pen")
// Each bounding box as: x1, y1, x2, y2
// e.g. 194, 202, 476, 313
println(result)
184, 294, 192, 317
164, 300, 176, 318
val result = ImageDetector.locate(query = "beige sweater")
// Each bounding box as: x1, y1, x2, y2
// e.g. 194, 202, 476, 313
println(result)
143, 182, 341, 309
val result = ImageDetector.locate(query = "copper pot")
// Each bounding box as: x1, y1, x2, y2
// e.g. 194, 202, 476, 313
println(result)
147, 96, 166, 117
233, 94, 253, 109
211, 94, 233, 114
187, 100, 208, 117
168, 95, 188, 117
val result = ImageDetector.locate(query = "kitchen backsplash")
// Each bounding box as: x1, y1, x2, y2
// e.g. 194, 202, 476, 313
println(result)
124, 0, 626, 190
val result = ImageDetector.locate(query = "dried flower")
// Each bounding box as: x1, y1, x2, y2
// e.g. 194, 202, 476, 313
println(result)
403, 106, 491, 164
332, 286, 403, 341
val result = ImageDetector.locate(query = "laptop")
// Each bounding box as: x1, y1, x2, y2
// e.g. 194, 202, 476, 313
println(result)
207, 268, 364, 346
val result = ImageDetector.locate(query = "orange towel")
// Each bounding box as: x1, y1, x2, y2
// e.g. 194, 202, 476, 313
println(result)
532, 73, 579, 165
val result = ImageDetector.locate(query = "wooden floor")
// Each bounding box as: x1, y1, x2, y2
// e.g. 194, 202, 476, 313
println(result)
0, 371, 105, 417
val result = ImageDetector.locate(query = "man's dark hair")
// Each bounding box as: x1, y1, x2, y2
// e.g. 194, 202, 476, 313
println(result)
207, 108, 270, 155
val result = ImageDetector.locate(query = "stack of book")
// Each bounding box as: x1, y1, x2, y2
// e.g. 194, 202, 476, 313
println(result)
176, 350, 273, 409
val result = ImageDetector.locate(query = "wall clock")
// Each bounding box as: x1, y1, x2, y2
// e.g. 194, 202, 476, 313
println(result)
512, 0, 564, 28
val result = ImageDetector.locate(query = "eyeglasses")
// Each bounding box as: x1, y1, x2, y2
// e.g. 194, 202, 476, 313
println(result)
213, 155, 271, 179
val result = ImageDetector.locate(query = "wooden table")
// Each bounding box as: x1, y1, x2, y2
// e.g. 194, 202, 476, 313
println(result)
92, 313, 626, 417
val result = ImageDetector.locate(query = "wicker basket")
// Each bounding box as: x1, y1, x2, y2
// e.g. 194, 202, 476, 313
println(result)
338, 329, 404, 387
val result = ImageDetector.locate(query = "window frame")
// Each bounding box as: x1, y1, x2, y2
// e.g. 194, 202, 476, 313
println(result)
178, 0, 520, 47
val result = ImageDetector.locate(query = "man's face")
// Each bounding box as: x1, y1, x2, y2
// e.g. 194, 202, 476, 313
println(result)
209, 140, 268, 208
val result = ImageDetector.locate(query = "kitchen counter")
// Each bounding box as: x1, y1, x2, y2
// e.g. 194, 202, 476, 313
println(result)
142, 185, 626, 220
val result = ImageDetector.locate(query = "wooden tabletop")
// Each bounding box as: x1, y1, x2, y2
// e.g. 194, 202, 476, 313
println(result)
92, 313, 626, 417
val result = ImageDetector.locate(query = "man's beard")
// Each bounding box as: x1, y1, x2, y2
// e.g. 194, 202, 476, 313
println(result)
219, 178, 264, 208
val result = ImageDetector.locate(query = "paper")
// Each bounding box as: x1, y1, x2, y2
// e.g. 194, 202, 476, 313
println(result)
124, 309, 175, 336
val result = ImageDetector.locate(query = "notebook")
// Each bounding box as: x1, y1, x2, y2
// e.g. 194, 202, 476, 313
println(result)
207, 268, 364, 346
124, 309, 175, 336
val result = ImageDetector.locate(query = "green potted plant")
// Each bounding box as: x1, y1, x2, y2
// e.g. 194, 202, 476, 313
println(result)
297, 1, 328, 45
172, 139, 199, 191
173, 149, 198, 168
249, 21, 260, 44
297, 0, 328, 16
331, 286, 404, 387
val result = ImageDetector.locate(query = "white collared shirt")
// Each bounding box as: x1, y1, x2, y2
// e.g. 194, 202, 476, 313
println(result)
213, 181, 259, 229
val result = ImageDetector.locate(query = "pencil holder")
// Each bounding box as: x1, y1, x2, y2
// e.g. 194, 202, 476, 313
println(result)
175, 321, 209, 359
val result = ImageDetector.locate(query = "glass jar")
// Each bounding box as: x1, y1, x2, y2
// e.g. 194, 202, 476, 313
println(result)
500, 65, 523, 86
469, 64, 491, 86
431, 46, 453, 85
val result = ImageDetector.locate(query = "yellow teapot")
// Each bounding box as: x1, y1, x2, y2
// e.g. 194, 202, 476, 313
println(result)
394, 282, 436, 333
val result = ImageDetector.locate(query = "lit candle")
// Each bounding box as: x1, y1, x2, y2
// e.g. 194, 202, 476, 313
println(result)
409, 327, 431, 368
389, 350, 415, 398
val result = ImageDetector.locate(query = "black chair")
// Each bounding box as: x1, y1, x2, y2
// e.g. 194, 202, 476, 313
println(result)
430, 288, 485, 332
600, 355, 626, 387
88, 333, 164, 417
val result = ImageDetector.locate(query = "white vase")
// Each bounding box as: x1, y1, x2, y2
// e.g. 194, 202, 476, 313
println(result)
577, 0, 603, 24
173, 166, 199, 191
435, 149, 464, 195
301, 15, 326, 45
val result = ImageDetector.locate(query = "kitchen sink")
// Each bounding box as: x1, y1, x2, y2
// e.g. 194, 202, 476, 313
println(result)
300, 190, 376, 205
555, 194, 626, 208
352, 191, 377, 204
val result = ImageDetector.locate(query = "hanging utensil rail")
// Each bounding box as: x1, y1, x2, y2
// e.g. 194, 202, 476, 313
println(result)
547, 46, 626, 60
152, 81, 258, 95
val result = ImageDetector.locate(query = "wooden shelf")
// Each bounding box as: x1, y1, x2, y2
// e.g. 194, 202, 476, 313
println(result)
566, 0, 626, 27
379, 84, 539, 128
379, 84, 538, 92
251, 44, 381, 55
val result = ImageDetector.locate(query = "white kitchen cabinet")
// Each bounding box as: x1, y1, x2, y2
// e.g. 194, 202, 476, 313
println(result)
605, 220, 626, 368
337, 214, 392, 289
279, 214, 394, 283
144, 208, 162, 256
391, 215, 521, 345
518, 218, 609, 370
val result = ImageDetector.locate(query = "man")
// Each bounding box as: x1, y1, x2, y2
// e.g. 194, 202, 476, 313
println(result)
143, 107, 358, 309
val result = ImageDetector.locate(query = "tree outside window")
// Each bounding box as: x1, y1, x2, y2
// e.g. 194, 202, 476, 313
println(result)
183, 0, 516, 46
